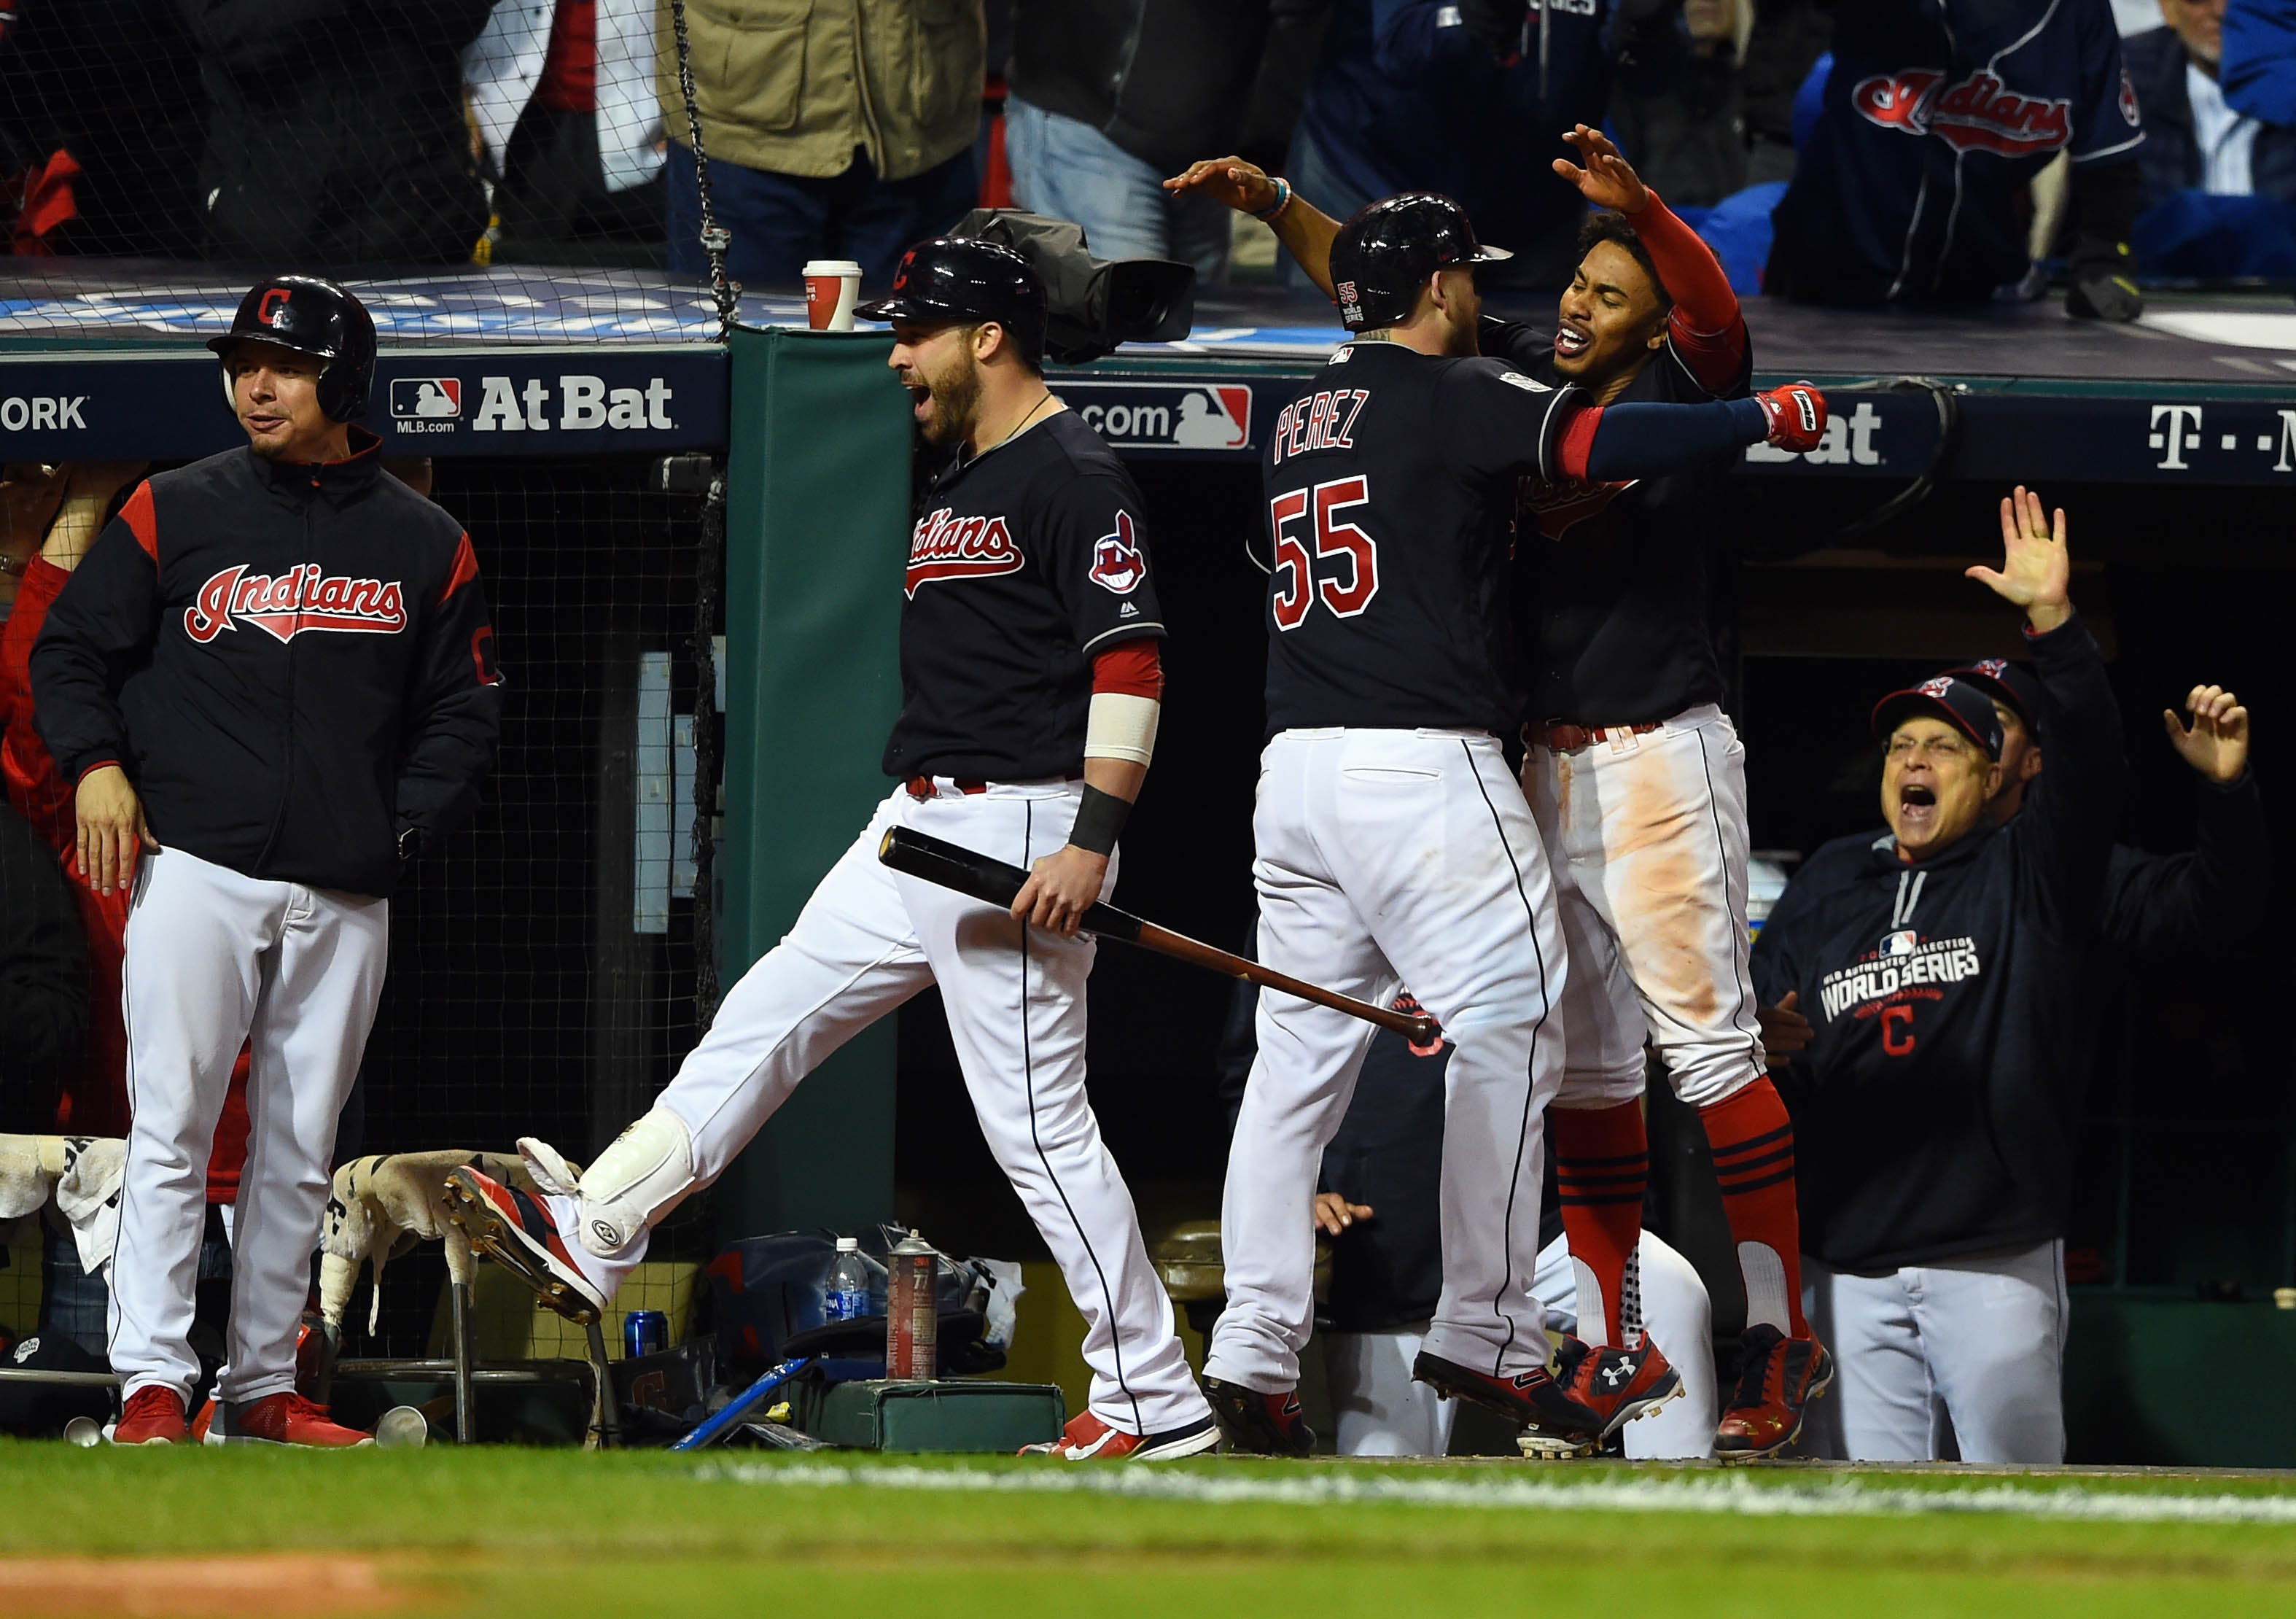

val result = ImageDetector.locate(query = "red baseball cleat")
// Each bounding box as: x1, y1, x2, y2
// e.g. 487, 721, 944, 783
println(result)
1713, 1324, 1834, 1461
1412, 1348, 1605, 1456
191, 1397, 214, 1444
110, 1386, 189, 1445
1755, 380, 1827, 453
440, 1164, 608, 1324
1561, 1332, 1684, 1441
206, 1391, 374, 1447
1204, 1377, 1315, 1456
1018, 1409, 1221, 1461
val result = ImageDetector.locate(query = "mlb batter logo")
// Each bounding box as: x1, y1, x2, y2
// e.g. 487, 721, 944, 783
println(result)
1091, 510, 1146, 594
1878, 928, 1919, 958
391, 378, 462, 419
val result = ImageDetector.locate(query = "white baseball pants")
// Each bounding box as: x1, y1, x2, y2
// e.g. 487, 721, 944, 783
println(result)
109, 847, 387, 1405
1525, 705, 1767, 1110
1801, 1238, 2068, 1464
1528, 1228, 1718, 1459
564, 780, 1210, 1437
1207, 729, 1568, 1393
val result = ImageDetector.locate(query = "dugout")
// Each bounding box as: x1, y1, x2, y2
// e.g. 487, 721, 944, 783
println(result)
8, 268, 2296, 1463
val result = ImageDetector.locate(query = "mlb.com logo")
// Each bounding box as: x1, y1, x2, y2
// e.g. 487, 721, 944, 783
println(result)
1067, 381, 1253, 453
390, 377, 462, 436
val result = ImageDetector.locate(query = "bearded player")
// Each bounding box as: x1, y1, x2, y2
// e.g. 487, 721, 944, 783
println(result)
440, 238, 1220, 1461
1173, 127, 1833, 1459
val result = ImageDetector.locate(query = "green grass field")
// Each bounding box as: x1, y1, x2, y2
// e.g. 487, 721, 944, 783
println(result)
7, 1445, 2296, 1618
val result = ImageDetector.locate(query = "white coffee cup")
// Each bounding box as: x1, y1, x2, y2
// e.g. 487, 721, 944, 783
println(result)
803, 259, 864, 331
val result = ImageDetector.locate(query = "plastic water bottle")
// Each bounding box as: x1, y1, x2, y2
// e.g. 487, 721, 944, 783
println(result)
826, 1236, 872, 1322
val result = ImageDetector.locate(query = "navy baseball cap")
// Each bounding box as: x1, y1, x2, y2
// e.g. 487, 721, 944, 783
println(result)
1945, 658, 2044, 729
1872, 675, 2005, 761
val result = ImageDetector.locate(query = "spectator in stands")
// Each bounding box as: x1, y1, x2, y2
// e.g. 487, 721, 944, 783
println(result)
0, 795, 84, 1136
2130, 0, 2296, 202
1003, 1, 1319, 282
1285, 0, 1687, 290
1752, 489, 2123, 1464
1739, 0, 1833, 185
182, 1, 495, 265
1609, 0, 1753, 206
464, 1, 666, 263
1767, 0, 2147, 319
659, 0, 984, 291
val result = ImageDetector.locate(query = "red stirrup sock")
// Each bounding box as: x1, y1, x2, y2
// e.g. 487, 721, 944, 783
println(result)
1552, 1099, 1649, 1348
1700, 1077, 1808, 1337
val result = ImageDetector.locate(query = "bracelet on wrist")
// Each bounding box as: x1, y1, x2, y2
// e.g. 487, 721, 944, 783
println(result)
1250, 176, 1293, 223
1067, 785, 1130, 857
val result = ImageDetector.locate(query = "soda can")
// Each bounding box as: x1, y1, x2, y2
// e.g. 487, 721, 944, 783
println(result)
885, 1233, 939, 1381
623, 1309, 669, 1360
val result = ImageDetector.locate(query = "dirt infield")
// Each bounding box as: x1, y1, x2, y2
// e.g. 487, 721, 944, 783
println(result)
0, 1556, 403, 1616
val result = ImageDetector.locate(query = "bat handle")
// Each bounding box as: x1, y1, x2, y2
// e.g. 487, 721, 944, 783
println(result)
1404, 1015, 1441, 1044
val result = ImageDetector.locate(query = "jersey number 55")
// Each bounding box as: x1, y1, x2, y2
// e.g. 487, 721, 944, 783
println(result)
1270, 476, 1380, 631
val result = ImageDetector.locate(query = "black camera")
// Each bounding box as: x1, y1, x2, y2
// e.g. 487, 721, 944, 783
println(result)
946, 208, 1196, 365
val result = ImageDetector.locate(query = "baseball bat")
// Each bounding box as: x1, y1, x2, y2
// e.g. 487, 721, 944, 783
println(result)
877, 826, 1440, 1044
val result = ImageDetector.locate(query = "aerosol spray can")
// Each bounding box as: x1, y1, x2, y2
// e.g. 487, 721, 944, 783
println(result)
885, 1232, 939, 1381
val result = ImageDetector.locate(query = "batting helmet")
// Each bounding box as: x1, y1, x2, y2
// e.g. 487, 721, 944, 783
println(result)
857, 238, 1048, 368
1328, 193, 1512, 331
206, 275, 378, 422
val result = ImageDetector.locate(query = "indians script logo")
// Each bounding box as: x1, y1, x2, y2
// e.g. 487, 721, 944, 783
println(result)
1851, 68, 2073, 158
906, 507, 1024, 598
1519, 473, 1635, 540
1090, 510, 1145, 594
184, 564, 408, 644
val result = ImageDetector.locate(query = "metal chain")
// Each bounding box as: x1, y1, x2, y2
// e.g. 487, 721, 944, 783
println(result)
668, 0, 738, 339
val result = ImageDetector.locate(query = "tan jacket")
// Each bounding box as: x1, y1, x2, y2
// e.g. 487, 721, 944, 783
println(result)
655, 0, 984, 182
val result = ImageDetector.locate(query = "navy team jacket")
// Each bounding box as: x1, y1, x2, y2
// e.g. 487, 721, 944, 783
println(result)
29, 432, 504, 898
1751, 615, 2125, 1272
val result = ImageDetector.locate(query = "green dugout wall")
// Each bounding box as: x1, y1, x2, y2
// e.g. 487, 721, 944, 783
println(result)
714, 325, 910, 1242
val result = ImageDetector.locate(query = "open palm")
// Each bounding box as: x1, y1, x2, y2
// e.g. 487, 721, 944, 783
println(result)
1968, 484, 2071, 632
1551, 124, 1649, 214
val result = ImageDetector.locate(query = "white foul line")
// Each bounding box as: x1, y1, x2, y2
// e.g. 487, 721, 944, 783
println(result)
696, 1460, 2296, 1526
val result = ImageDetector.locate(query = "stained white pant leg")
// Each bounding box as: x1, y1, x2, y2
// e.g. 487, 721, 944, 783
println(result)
568, 791, 935, 1301
1563, 713, 1768, 1110
1207, 734, 1389, 1395
1525, 749, 1649, 1111
913, 783, 1207, 1436
108, 849, 272, 1402
1327, 1327, 1455, 1456
1911, 1240, 2068, 1464
1322, 731, 1566, 1378
1805, 1255, 1934, 1461
1622, 1232, 1716, 1460
219, 881, 387, 1403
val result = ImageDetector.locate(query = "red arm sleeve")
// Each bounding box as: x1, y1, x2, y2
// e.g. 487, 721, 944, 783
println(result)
1091, 640, 1164, 699
1637, 190, 1748, 392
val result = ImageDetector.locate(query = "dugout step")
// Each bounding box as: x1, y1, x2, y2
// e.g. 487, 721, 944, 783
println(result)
799, 1378, 1065, 1453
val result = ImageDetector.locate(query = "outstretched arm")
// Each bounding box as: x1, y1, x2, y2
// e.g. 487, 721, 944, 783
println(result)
1553, 125, 1747, 392
1555, 381, 1827, 482
1165, 155, 1342, 300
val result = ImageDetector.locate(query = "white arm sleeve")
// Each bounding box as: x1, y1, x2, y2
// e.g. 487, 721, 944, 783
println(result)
1083, 692, 1161, 766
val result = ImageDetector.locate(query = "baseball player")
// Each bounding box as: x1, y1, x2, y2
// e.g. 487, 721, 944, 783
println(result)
1767, 0, 2147, 316
29, 276, 504, 1445
441, 238, 1221, 1461
1752, 486, 2122, 1464
1175, 133, 1836, 1458
1191, 186, 1826, 1458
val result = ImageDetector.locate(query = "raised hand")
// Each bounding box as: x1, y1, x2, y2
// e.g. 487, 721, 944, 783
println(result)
2164, 684, 2250, 785
1164, 155, 1280, 217
1551, 124, 1650, 215
1968, 484, 2071, 634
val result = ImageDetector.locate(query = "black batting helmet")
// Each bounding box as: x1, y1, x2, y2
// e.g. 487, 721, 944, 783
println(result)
857, 238, 1048, 368
1328, 194, 1511, 331
207, 275, 378, 422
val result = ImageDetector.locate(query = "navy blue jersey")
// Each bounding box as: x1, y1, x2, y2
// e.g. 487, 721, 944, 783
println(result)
1750, 616, 2125, 1270
882, 410, 1164, 783
1259, 340, 1578, 737
1487, 318, 1754, 727
1771, 0, 2144, 303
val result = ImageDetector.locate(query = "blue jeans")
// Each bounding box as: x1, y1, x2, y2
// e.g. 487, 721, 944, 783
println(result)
666, 141, 980, 293
41, 1213, 236, 1362
1004, 99, 1232, 282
